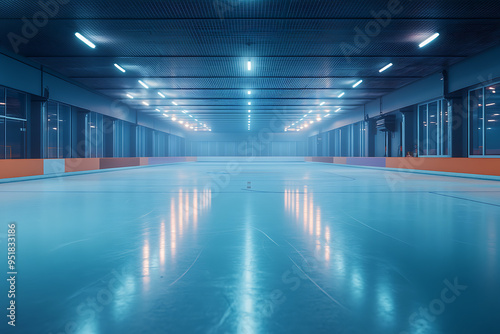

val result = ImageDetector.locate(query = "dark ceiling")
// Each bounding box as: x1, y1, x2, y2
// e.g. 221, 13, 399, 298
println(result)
1, 0, 500, 132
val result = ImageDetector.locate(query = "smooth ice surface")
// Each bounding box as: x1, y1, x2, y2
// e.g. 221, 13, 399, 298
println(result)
1, 162, 499, 334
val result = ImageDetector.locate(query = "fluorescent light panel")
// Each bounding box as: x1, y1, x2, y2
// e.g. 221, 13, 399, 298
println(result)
114, 63, 125, 72
353, 80, 363, 88
419, 33, 440, 48
138, 80, 149, 89
379, 63, 393, 73
75, 32, 95, 48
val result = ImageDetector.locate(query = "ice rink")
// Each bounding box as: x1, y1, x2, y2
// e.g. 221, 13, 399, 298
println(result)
1, 162, 499, 333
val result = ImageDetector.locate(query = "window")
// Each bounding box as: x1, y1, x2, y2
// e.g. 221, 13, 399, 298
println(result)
418, 99, 450, 156
6, 119, 26, 159
352, 122, 361, 156
6, 90, 27, 119
469, 88, 483, 155
485, 84, 500, 155
469, 83, 500, 156
136, 126, 147, 157
85, 112, 104, 158
0, 88, 27, 159
340, 127, 349, 156
46, 102, 71, 158
0, 118, 4, 159
351, 121, 365, 157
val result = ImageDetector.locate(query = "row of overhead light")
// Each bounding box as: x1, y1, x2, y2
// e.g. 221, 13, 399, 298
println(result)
284, 32, 441, 132
74, 32, 211, 132
75, 31, 441, 133
127, 81, 211, 131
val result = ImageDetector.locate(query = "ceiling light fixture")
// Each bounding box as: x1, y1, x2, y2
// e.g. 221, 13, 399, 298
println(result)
338, 92, 345, 98
126, 94, 134, 99
158, 92, 165, 98
379, 63, 393, 73
138, 80, 149, 89
75, 32, 96, 48
419, 33, 440, 48
320, 102, 326, 106
247, 60, 252, 71
353, 80, 363, 88
114, 64, 126, 72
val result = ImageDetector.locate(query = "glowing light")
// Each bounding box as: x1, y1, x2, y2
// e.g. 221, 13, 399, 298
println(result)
379, 63, 393, 73
338, 92, 345, 98
158, 92, 165, 98
75, 32, 95, 48
138, 80, 149, 89
353, 80, 363, 88
126, 94, 134, 99
419, 33, 440, 48
114, 63, 126, 72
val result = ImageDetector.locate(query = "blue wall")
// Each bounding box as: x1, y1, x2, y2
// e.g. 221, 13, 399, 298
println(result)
186, 132, 307, 156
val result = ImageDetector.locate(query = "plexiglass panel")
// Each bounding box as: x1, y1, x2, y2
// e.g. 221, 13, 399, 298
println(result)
484, 84, 500, 155
469, 88, 484, 155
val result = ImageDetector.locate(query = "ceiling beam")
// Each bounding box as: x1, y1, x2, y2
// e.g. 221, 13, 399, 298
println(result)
3, 17, 500, 20
78, 76, 422, 80
29, 55, 466, 59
